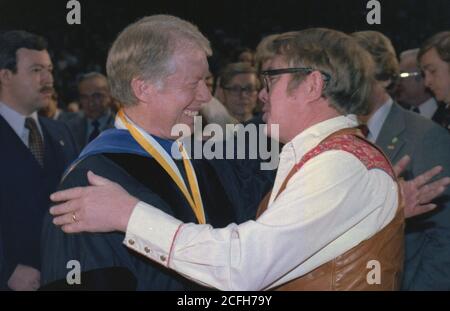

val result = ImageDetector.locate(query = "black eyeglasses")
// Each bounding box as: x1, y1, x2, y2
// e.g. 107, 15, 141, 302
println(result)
260, 67, 331, 93
222, 85, 258, 96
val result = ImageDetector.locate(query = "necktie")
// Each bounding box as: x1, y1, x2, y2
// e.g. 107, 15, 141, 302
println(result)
25, 117, 45, 166
88, 120, 100, 142
357, 124, 370, 138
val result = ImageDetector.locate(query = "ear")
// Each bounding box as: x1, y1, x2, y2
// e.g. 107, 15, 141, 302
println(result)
0, 69, 12, 85
301, 71, 325, 102
130, 78, 156, 104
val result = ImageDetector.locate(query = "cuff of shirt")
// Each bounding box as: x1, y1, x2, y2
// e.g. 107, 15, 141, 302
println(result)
123, 201, 183, 267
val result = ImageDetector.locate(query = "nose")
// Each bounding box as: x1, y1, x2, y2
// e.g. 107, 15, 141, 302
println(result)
197, 80, 212, 103
43, 69, 54, 85
423, 72, 432, 88
258, 88, 269, 105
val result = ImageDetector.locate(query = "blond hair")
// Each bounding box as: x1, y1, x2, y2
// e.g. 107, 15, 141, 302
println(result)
106, 15, 212, 106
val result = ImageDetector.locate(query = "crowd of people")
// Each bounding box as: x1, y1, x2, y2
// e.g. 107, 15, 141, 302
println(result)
1, 13, 450, 291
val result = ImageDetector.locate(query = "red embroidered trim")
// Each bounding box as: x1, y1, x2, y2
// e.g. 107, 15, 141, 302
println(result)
168, 224, 183, 268
295, 135, 395, 178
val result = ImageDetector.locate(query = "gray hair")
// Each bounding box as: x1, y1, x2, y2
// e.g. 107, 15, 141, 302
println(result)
106, 14, 212, 106
400, 48, 419, 61
77, 72, 108, 86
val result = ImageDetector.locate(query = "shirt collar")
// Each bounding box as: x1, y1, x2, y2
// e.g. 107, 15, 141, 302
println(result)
0, 101, 41, 137
418, 97, 438, 118
87, 109, 112, 127
282, 115, 359, 164
367, 97, 393, 142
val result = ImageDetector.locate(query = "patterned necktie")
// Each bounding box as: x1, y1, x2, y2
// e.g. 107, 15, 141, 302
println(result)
25, 117, 45, 166
88, 120, 100, 142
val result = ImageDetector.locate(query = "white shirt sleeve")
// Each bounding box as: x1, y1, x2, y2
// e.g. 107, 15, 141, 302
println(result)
124, 150, 398, 290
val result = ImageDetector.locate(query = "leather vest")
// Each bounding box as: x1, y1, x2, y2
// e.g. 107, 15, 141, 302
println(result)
257, 128, 404, 291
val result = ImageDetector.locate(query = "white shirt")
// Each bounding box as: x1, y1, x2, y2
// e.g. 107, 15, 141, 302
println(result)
367, 98, 393, 143
413, 97, 438, 119
123, 115, 398, 290
0, 101, 44, 147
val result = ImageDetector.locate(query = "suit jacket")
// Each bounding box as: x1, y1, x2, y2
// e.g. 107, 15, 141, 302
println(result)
375, 103, 450, 290
0, 115, 78, 289
65, 113, 115, 151
432, 103, 450, 133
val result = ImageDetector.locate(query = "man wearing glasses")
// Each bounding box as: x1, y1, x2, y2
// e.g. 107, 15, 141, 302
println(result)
65, 72, 115, 151
395, 49, 441, 122
219, 62, 260, 123
50, 28, 407, 290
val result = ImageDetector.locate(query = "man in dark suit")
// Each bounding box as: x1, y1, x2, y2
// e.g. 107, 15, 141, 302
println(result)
395, 49, 443, 121
65, 72, 115, 151
353, 31, 450, 290
419, 31, 450, 132
0, 31, 78, 290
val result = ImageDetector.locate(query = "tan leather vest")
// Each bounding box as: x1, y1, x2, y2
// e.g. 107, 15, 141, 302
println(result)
257, 128, 405, 291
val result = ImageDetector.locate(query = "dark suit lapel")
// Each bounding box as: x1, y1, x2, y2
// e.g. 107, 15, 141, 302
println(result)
375, 103, 406, 163
40, 117, 65, 149
39, 117, 70, 168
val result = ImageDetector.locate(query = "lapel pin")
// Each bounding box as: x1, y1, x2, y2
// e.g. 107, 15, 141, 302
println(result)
59, 140, 65, 146
391, 137, 398, 144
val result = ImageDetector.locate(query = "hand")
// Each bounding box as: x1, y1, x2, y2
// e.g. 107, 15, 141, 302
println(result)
50, 171, 139, 233
393, 155, 450, 218
7, 264, 40, 291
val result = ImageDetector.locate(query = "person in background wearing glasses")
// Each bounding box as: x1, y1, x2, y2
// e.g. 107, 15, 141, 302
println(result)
353, 31, 450, 290
219, 62, 260, 123
50, 28, 409, 290
395, 49, 442, 122
200, 71, 237, 132
65, 72, 115, 151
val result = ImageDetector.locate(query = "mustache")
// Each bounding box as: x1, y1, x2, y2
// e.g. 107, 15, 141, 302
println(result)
40, 86, 55, 93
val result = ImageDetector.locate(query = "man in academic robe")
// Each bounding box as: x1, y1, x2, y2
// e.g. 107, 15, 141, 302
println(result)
40, 15, 274, 290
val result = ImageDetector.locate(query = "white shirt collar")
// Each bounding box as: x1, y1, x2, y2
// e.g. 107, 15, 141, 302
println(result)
367, 97, 393, 142
417, 97, 438, 119
0, 101, 42, 138
282, 115, 359, 164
